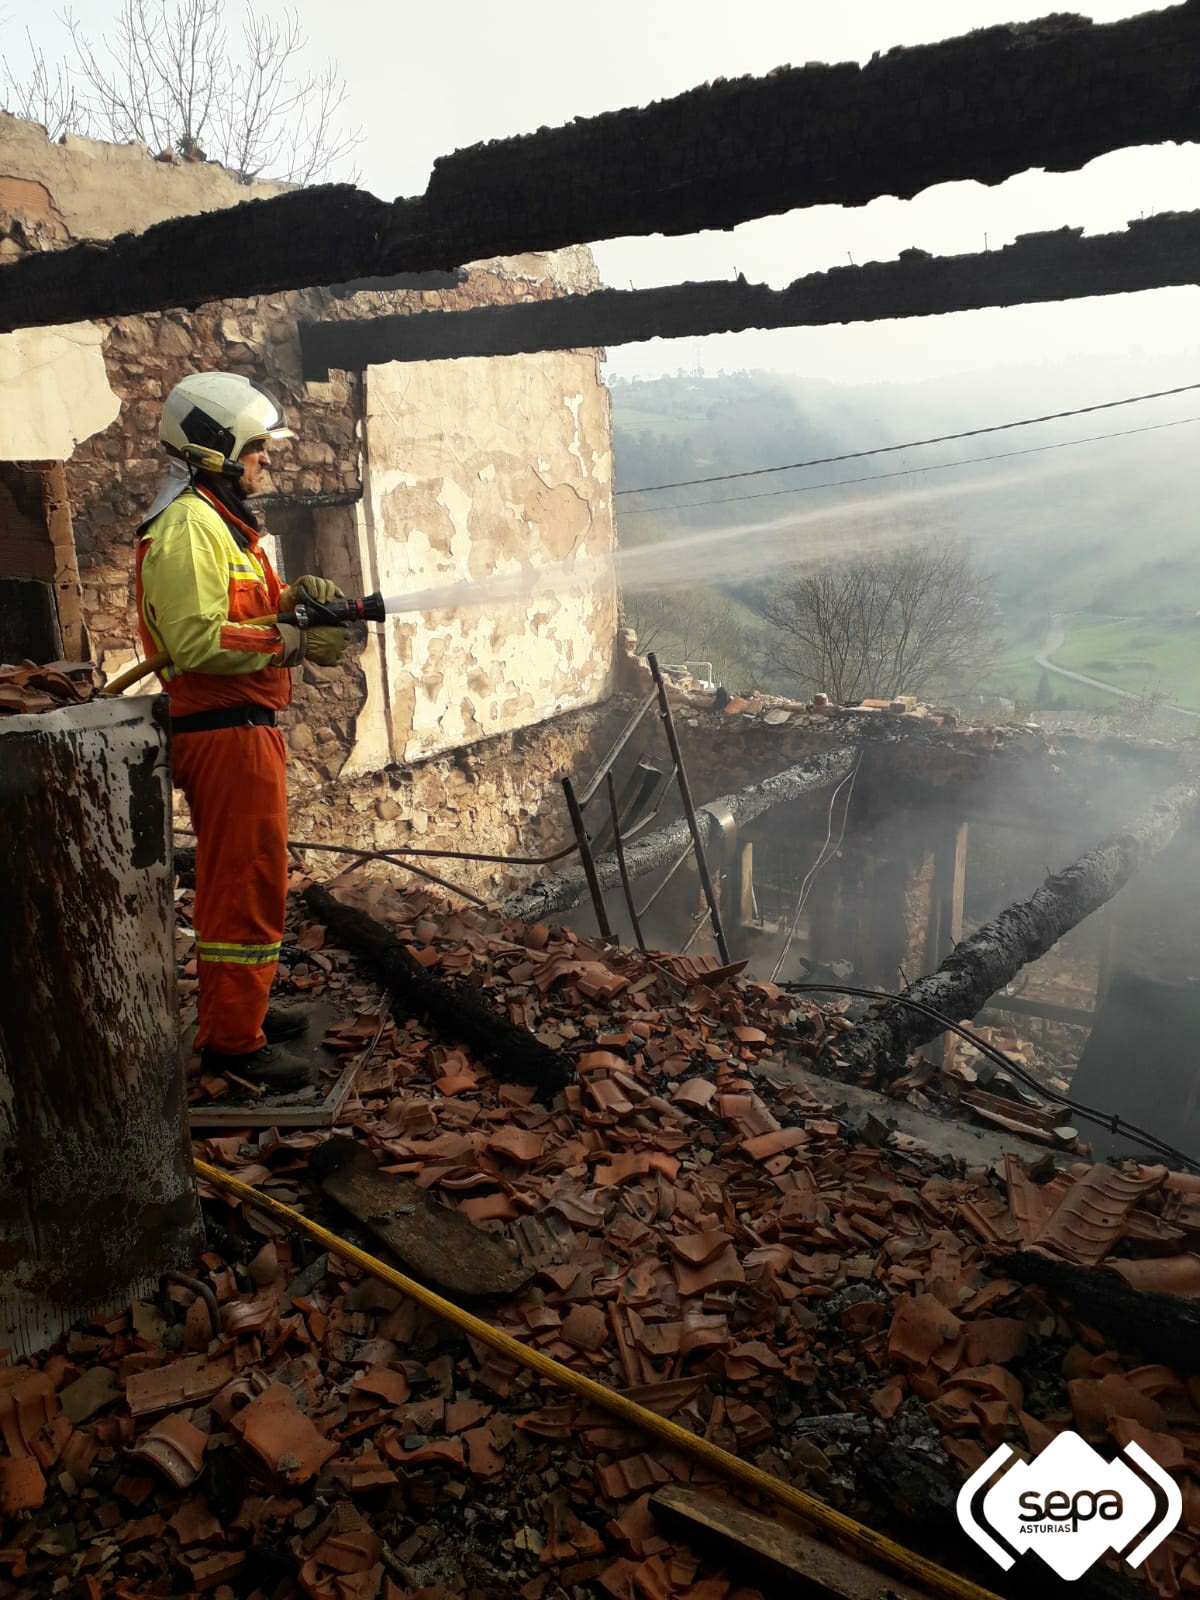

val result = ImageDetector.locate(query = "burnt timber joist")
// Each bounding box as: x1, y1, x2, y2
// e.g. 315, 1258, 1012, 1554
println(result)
300, 213, 1200, 374
845, 776, 1200, 1082
498, 747, 857, 924
3, 5, 1200, 332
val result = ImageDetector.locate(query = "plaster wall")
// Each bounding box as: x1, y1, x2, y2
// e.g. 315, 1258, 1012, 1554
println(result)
0, 322, 118, 458
363, 351, 617, 763
0, 112, 286, 255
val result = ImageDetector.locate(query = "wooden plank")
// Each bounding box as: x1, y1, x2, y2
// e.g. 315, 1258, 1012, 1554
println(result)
304, 884, 571, 1090
980, 993, 1096, 1028
649, 1485, 931, 1600
930, 821, 968, 1068
186, 1056, 361, 1129
500, 748, 857, 923
309, 1138, 530, 1298
738, 841, 755, 929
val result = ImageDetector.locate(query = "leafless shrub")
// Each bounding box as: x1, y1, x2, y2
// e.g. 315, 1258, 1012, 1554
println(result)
2, 28, 90, 141
3, 0, 360, 183
625, 586, 757, 692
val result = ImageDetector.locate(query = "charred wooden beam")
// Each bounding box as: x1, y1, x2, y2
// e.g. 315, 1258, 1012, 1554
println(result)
1004, 1251, 1200, 1374
301, 884, 571, 1092
4, 6, 1200, 331
846, 777, 1200, 1081
301, 214, 1200, 375
498, 747, 857, 924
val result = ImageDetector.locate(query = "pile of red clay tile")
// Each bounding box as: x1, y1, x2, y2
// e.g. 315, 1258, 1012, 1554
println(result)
0, 660, 100, 716
4, 875, 1200, 1598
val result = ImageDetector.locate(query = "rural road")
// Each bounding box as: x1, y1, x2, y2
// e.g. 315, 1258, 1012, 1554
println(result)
1035, 614, 1200, 720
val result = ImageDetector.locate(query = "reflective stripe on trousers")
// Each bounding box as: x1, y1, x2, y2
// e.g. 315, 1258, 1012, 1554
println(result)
173, 722, 288, 1055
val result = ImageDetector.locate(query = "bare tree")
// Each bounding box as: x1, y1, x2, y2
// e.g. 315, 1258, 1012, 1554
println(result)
3, 0, 360, 183
754, 541, 999, 706
625, 585, 756, 691
2, 29, 90, 140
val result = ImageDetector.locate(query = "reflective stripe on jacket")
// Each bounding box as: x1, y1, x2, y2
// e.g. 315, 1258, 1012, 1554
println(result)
136, 486, 293, 717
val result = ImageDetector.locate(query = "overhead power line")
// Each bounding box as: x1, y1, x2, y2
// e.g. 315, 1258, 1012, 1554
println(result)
615, 379, 1200, 498
617, 413, 1200, 518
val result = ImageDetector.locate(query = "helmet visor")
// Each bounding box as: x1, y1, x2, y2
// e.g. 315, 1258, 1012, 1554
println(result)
242, 425, 296, 450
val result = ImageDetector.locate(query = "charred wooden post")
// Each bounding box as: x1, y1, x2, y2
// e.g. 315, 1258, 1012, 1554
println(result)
499, 748, 858, 924
845, 777, 1200, 1081
0, 697, 200, 1357
301, 885, 571, 1092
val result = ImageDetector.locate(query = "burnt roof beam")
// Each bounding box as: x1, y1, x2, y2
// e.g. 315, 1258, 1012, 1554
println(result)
297, 212, 1200, 376
2, 4, 1199, 332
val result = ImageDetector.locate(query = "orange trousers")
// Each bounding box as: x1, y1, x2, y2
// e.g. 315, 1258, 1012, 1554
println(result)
173, 724, 288, 1056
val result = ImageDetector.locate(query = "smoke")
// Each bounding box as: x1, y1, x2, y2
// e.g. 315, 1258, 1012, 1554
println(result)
380, 420, 1199, 620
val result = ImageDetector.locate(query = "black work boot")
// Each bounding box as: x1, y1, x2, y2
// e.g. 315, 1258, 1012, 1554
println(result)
199, 1044, 317, 1090
262, 1006, 311, 1043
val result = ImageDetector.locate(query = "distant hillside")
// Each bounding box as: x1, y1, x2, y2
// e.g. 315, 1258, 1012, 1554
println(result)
610, 368, 1200, 706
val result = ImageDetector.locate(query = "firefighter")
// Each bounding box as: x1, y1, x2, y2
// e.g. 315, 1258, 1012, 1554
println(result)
136, 372, 348, 1087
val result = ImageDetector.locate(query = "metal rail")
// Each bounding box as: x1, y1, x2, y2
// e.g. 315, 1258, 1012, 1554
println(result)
548, 654, 733, 962
175, 668, 736, 961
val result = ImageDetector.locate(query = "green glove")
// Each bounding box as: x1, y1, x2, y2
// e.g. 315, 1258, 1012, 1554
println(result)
275, 622, 307, 667
306, 626, 348, 667
279, 574, 344, 612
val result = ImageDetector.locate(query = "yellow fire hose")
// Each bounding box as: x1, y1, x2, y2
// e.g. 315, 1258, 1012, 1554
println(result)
194, 1158, 1000, 1600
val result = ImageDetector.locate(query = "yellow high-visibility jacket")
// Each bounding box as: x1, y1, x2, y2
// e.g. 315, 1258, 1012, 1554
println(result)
136, 485, 292, 717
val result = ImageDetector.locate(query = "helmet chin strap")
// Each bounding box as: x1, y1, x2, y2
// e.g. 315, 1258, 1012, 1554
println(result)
179, 442, 245, 481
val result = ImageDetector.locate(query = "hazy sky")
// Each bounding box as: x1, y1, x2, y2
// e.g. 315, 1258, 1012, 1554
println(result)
9, 0, 1200, 386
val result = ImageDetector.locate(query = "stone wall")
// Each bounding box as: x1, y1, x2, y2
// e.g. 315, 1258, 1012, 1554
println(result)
0, 116, 620, 887
282, 696, 635, 902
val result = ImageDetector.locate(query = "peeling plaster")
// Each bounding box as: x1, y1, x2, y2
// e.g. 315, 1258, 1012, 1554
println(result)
342, 632, 392, 779
0, 112, 285, 245
0, 322, 120, 457
363, 349, 617, 764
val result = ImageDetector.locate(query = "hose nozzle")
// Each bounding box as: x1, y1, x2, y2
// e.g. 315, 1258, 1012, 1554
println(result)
277, 590, 387, 628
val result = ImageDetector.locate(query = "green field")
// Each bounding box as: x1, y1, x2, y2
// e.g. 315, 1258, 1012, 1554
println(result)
1051, 615, 1200, 710
986, 641, 1094, 710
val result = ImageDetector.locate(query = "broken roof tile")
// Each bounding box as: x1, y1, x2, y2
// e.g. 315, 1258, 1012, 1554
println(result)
665, 1231, 733, 1268
128, 1412, 209, 1489
125, 1353, 237, 1417
0, 1457, 45, 1515
234, 1383, 338, 1485
561, 1305, 609, 1353
1108, 1254, 1200, 1297
1032, 1163, 1169, 1266
887, 1294, 962, 1368
351, 1366, 409, 1406
739, 1129, 808, 1161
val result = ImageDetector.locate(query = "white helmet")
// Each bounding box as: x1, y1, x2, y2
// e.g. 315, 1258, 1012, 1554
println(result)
160, 372, 294, 470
